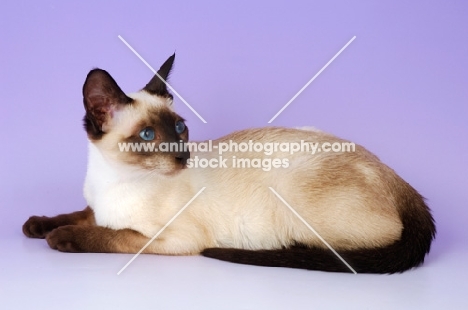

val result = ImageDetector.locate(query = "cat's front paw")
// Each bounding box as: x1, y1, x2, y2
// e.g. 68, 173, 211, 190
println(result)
46, 226, 86, 253
23, 216, 57, 239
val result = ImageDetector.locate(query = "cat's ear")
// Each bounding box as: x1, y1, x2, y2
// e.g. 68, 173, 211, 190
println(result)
82, 69, 133, 139
143, 53, 175, 98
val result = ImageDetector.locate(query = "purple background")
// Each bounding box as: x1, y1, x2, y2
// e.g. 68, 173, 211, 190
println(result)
1, 1, 467, 309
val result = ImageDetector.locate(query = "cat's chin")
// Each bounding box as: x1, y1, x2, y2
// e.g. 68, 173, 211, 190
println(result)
155, 162, 187, 177
126, 155, 188, 177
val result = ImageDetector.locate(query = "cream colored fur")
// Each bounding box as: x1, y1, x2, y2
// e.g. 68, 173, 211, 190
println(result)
83, 90, 403, 256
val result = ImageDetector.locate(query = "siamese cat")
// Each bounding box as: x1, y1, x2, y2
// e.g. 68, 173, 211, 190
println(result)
23, 54, 436, 273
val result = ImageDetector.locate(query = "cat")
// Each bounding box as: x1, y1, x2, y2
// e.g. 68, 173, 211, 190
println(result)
22, 54, 436, 273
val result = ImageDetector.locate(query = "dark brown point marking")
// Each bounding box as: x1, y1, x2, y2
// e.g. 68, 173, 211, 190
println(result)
82, 69, 133, 140
202, 184, 436, 274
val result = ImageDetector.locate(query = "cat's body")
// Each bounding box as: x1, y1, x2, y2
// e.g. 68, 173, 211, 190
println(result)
23, 54, 435, 273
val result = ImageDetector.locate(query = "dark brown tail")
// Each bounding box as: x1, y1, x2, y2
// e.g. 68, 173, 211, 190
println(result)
202, 190, 436, 274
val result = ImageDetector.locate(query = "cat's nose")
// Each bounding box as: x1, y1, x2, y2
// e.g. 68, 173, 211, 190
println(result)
175, 151, 190, 165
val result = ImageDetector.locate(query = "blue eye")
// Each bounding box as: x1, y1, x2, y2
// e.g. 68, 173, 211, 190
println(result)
139, 127, 155, 141
175, 120, 186, 134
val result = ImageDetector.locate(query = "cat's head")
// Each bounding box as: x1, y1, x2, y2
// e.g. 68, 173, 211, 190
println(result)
82, 54, 190, 175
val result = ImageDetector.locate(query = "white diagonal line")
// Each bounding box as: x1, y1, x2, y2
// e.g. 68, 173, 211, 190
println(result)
268, 36, 356, 123
118, 35, 207, 124
268, 187, 357, 274
117, 187, 206, 275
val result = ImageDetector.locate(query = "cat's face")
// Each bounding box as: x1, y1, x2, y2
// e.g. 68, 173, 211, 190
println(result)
82, 54, 190, 175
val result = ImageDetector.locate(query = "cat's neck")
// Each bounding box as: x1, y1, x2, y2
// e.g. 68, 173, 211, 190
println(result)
85, 142, 142, 182
83, 142, 173, 204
